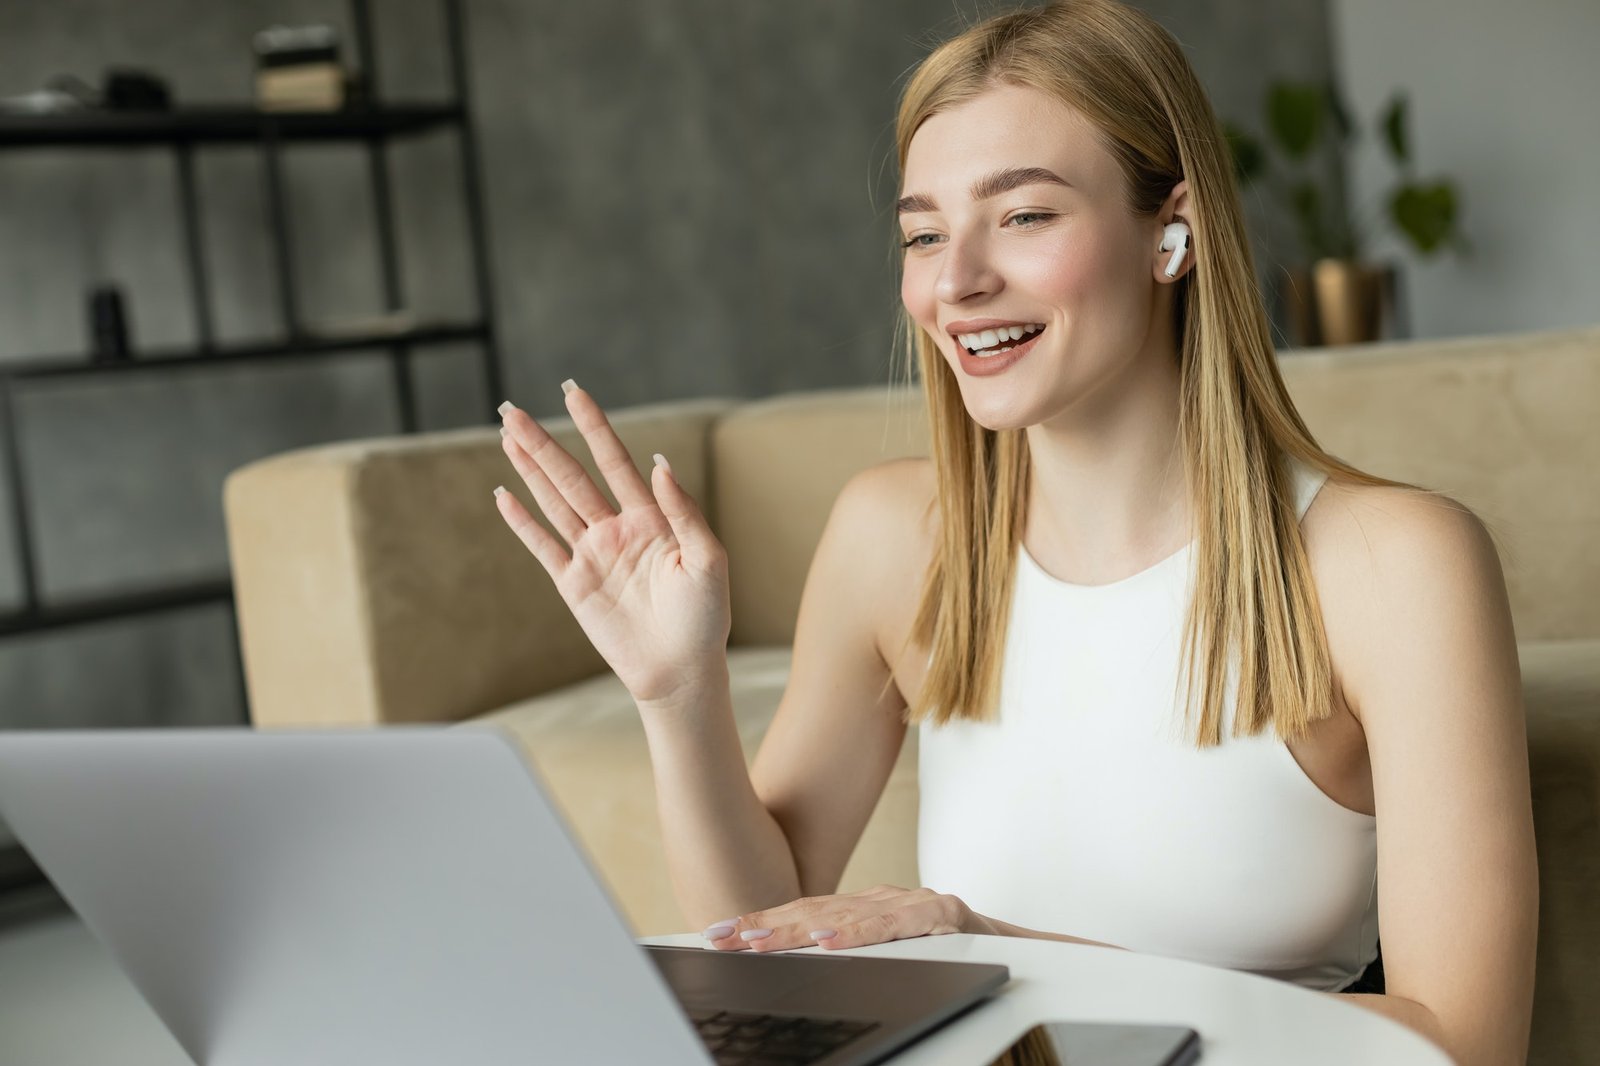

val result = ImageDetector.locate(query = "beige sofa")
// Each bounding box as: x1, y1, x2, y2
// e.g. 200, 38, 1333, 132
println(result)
224, 326, 1599, 1064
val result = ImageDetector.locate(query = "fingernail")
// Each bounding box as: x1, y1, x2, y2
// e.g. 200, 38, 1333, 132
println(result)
560, 378, 577, 395
497, 400, 516, 417
809, 929, 837, 941
653, 453, 671, 475
493, 486, 506, 499
499, 427, 510, 438
702, 923, 737, 940
739, 928, 773, 941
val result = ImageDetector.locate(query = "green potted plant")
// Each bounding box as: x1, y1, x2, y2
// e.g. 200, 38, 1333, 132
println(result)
1225, 81, 1469, 346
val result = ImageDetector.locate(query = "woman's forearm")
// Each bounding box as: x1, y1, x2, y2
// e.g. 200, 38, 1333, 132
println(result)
973, 912, 1462, 1062
637, 664, 802, 931
1330, 994, 1458, 1063
980, 912, 1461, 1062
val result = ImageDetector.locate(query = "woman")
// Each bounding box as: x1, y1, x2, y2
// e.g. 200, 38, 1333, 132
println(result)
492, 3, 1536, 1062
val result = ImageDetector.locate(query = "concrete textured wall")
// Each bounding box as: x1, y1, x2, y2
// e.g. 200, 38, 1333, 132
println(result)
0, 0, 1333, 789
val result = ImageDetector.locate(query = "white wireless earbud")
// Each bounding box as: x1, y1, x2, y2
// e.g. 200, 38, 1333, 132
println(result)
1159, 221, 1191, 278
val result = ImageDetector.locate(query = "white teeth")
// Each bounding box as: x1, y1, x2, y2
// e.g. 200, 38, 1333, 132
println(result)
956, 323, 1044, 351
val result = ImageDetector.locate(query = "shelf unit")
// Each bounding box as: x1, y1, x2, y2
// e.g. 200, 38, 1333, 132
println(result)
0, 102, 466, 146
0, 0, 503, 891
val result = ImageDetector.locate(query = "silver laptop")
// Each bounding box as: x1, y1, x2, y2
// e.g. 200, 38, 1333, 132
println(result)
0, 726, 1009, 1066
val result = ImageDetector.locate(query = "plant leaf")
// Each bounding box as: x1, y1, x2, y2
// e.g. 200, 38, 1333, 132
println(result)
1382, 94, 1409, 166
1267, 82, 1324, 161
1223, 121, 1267, 184
1390, 181, 1456, 254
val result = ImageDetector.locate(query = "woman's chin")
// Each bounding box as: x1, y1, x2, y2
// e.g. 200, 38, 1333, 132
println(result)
960, 396, 1038, 433
946, 344, 1056, 432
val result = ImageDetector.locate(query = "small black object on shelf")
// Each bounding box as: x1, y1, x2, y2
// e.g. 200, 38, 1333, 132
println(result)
102, 69, 172, 111
87, 284, 133, 363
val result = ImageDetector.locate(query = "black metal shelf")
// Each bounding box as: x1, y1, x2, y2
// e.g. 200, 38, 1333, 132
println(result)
0, 0, 501, 651
2, 320, 489, 381
0, 0, 507, 898
0, 579, 233, 638
0, 103, 464, 149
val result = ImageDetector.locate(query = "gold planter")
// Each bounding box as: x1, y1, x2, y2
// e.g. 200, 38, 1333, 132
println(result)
1282, 266, 1320, 348
1282, 259, 1399, 347
1312, 258, 1393, 347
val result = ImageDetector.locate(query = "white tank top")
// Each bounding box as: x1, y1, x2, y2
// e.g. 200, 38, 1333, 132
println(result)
916, 454, 1378, 992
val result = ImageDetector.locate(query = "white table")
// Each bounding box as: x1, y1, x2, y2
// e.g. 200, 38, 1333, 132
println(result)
639, 932, 1452, 1065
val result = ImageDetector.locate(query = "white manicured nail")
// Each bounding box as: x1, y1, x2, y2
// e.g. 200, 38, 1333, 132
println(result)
497, 400, 515, 417
740, 928, 773, 941
493, 486, 506, 498
561, 379, 577, 395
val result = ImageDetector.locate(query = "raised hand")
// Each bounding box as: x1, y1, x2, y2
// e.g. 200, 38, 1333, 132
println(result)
492, 381, 731, 709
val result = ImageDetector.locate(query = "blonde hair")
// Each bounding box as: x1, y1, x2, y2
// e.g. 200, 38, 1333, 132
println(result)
886, 0, 1440, 745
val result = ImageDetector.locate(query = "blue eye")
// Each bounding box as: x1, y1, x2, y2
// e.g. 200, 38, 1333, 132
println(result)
900, 212, 1055, 251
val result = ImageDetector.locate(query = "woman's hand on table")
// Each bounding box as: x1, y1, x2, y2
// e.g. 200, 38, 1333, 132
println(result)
701, 884, 996, 952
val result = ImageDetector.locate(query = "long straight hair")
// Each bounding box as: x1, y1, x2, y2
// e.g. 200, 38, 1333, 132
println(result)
886, 0, 1440, 745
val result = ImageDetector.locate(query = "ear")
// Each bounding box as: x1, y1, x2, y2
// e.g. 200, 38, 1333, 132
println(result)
1154, 178, 1193, 284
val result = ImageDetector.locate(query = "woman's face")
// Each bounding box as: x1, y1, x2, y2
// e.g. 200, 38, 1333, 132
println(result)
898, 83, 1179, 431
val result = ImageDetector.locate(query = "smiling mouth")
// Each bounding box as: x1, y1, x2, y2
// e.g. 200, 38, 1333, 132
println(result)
959, 324, 1046, 357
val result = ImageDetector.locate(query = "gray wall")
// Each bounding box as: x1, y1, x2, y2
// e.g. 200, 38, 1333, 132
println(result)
0, 0, 1333, 769
1331, 0, 1600, 338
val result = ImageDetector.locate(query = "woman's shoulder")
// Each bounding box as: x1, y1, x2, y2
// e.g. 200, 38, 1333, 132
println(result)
1301, 471, 1496, 725
837, 457, 940, 664
1302, 472, 1483, 603
841, 457, 939, 531
837, 456, 940, 580
1302, 472, 1479, 559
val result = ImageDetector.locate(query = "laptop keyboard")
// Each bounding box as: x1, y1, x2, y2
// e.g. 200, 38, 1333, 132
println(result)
690, 1008, 880, 1066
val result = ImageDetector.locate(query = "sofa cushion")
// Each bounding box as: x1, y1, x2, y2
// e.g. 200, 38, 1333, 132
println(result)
464, 646, 919, 937
1521, 639, 1600, 1066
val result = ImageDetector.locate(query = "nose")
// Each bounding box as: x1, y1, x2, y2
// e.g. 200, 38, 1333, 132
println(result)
933, 232, 1002, 305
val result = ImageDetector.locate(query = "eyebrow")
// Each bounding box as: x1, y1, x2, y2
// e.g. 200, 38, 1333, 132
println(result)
895, 166, 1073, 216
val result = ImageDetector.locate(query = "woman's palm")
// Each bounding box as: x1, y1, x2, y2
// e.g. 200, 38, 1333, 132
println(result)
557, 503, 728, 692
492, 386, 730, 707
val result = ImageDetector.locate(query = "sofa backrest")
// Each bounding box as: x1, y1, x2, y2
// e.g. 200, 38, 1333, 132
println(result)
1278, 326, 1599, 642
226, 325, 1598, 726
711, 387, 931, 646
712, 326, 1600, 648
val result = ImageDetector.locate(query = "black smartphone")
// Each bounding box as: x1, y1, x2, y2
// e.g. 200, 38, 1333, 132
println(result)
986, 1020, 1201, 1066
